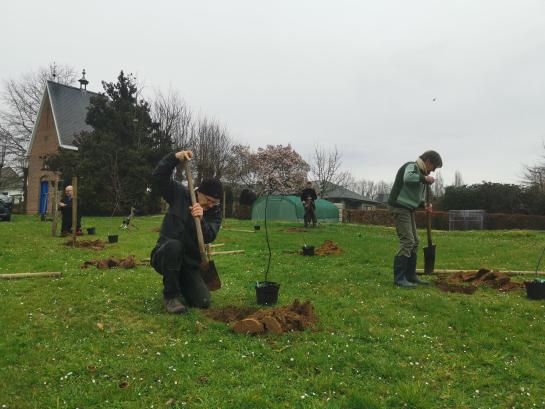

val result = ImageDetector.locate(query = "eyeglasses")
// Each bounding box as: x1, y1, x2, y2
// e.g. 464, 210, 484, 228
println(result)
204, 195, 220, 207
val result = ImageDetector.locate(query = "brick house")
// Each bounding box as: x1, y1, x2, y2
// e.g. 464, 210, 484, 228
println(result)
25, 72, 98, 214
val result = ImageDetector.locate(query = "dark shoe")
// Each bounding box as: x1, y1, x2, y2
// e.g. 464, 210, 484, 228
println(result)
406, 253, 429, 285
164, 298, 187, 314
394, 256, 416, 289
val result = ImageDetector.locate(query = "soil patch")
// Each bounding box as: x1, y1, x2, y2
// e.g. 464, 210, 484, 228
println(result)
204, 299, 319, 335
282, 227, 307, 233
81, 255, 137, 269
435, 268, 523, 294
64, 239, 107, 250
313, 240, 344, 256
203, 306, 259, 323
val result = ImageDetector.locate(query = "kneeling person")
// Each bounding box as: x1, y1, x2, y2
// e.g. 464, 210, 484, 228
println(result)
150, 150, 222, 314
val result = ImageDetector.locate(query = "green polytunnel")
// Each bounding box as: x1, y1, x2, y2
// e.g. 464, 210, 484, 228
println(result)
251, 195, 339, 222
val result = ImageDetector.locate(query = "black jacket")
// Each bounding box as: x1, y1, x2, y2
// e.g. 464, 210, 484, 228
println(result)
152, 153, 222, 256
301, 188, 317, 202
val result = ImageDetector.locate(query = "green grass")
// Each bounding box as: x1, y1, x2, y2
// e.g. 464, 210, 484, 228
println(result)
1, 214, 545, 408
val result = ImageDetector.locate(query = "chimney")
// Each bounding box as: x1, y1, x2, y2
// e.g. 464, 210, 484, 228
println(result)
78, 69, 89, 90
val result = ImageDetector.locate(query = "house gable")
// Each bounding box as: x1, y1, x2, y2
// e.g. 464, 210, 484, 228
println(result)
26, 80, 99, 214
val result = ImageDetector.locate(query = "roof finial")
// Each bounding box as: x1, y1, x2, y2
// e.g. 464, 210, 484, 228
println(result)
78, 69, 89, 90
52, 62, 57, 81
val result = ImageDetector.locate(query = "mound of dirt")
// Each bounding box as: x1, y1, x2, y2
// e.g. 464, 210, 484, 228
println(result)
203, 299, 319, 335
314, 240, 344, 256
81, 255, 137, 269
435, 268, 523, 294
64, 239, 107, 250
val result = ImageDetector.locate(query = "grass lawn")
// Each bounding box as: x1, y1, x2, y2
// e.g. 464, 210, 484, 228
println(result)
1, 214, 545, 408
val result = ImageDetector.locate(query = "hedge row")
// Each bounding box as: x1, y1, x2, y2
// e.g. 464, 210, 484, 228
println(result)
343, 209, 545, 230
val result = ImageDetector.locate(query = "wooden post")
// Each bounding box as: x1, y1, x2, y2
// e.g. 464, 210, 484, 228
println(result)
72, 177, 78, 247
0, 272, 62, 280
51, 180, 59, 236
223, 190, 226, 220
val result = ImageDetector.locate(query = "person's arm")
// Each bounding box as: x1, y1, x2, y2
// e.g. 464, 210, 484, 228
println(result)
403, 163, 425, 184
152, 151, 192, 205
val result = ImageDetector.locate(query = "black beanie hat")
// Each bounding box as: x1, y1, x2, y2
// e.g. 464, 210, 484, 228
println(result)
197, 178, 223, 200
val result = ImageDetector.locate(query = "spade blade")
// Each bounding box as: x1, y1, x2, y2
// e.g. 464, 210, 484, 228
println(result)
423, 244, 436, 275
200, 260, 221, 291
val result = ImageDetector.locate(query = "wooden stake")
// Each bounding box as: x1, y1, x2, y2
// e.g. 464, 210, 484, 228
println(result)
72, 177, 78, 247
210, 250, 245, 255
209, 243, 225, 248
417, 268, 545, 277
222, 228, 255, 233
0, 272, 62, 280
51, 180, 59, 237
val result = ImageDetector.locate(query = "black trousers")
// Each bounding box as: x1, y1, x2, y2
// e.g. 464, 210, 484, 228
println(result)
60, 208, 81, 233
150, 239, 210, 308
304, 203, 317, 226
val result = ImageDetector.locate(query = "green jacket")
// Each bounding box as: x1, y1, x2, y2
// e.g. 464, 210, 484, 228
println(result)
388, 161, 426, 210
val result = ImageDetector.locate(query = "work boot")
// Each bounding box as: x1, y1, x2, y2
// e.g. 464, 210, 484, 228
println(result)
164, 298, 187, 314
394, 255, 416, 289
406, 253, 429, 285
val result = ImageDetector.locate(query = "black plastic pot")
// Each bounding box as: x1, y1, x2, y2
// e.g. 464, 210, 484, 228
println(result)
525, 280, 545, 300
254, 225, 261, 231
87, 227, 96, 235
302, 245, 315, 256
255, 281, 280, 305
108, 234, 118, 243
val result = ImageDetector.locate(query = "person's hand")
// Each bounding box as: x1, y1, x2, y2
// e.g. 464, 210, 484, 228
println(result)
175, 150, 193, 162
59, 202, 66, 208
190, 203, 204, 219
425, 175, 435, 184
425, 203, 433, 213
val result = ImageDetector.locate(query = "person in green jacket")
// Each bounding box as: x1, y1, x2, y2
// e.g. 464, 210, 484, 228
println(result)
388, 150, 443, 288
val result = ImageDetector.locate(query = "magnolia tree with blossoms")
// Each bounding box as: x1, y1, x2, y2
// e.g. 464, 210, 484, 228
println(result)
251, 144, 309, 195
224, 144, 309, 197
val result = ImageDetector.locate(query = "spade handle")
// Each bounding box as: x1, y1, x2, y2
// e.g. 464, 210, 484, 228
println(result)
184, 161, 209, 263
426, 184, 433, 246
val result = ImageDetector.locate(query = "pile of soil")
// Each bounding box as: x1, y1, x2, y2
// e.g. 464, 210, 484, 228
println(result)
81, 255, 137, 269
64, 239, 107, 250
435, 268, 523, 294
314, 240, 344, 256
282, 227, 308, 233
203, 299, 318, 335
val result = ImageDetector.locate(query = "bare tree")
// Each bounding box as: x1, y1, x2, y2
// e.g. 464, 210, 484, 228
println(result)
522, 144, 545, 191
190, 117, 233, 181
223, 144, 256, 188
350, 179, 377, 199
309, 145, 350, 196
454, 170, 464, 187
433, 170, 445, 197
0, 63, 77, 172
151, 88, 192, 149
375, 180, 392, 199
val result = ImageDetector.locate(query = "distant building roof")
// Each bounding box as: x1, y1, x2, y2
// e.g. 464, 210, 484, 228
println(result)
29, 81, 99, 152
0, 166, 23, 190
318, 182, 381, 205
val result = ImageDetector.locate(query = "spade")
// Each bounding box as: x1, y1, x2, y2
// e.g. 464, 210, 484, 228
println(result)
423, 184, 436, 275
184, 161, 221, 291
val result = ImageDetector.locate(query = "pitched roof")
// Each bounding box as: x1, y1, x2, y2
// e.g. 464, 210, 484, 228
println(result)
46, 81, 99, 148
318, 181, 380, 205
28, 81, 99, 152
0, 166, 23, 190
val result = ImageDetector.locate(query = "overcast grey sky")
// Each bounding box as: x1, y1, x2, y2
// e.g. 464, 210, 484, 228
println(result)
2, 0, 545, 186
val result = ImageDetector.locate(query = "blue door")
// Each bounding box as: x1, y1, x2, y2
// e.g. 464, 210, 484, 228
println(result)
39, 181, 49, 215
